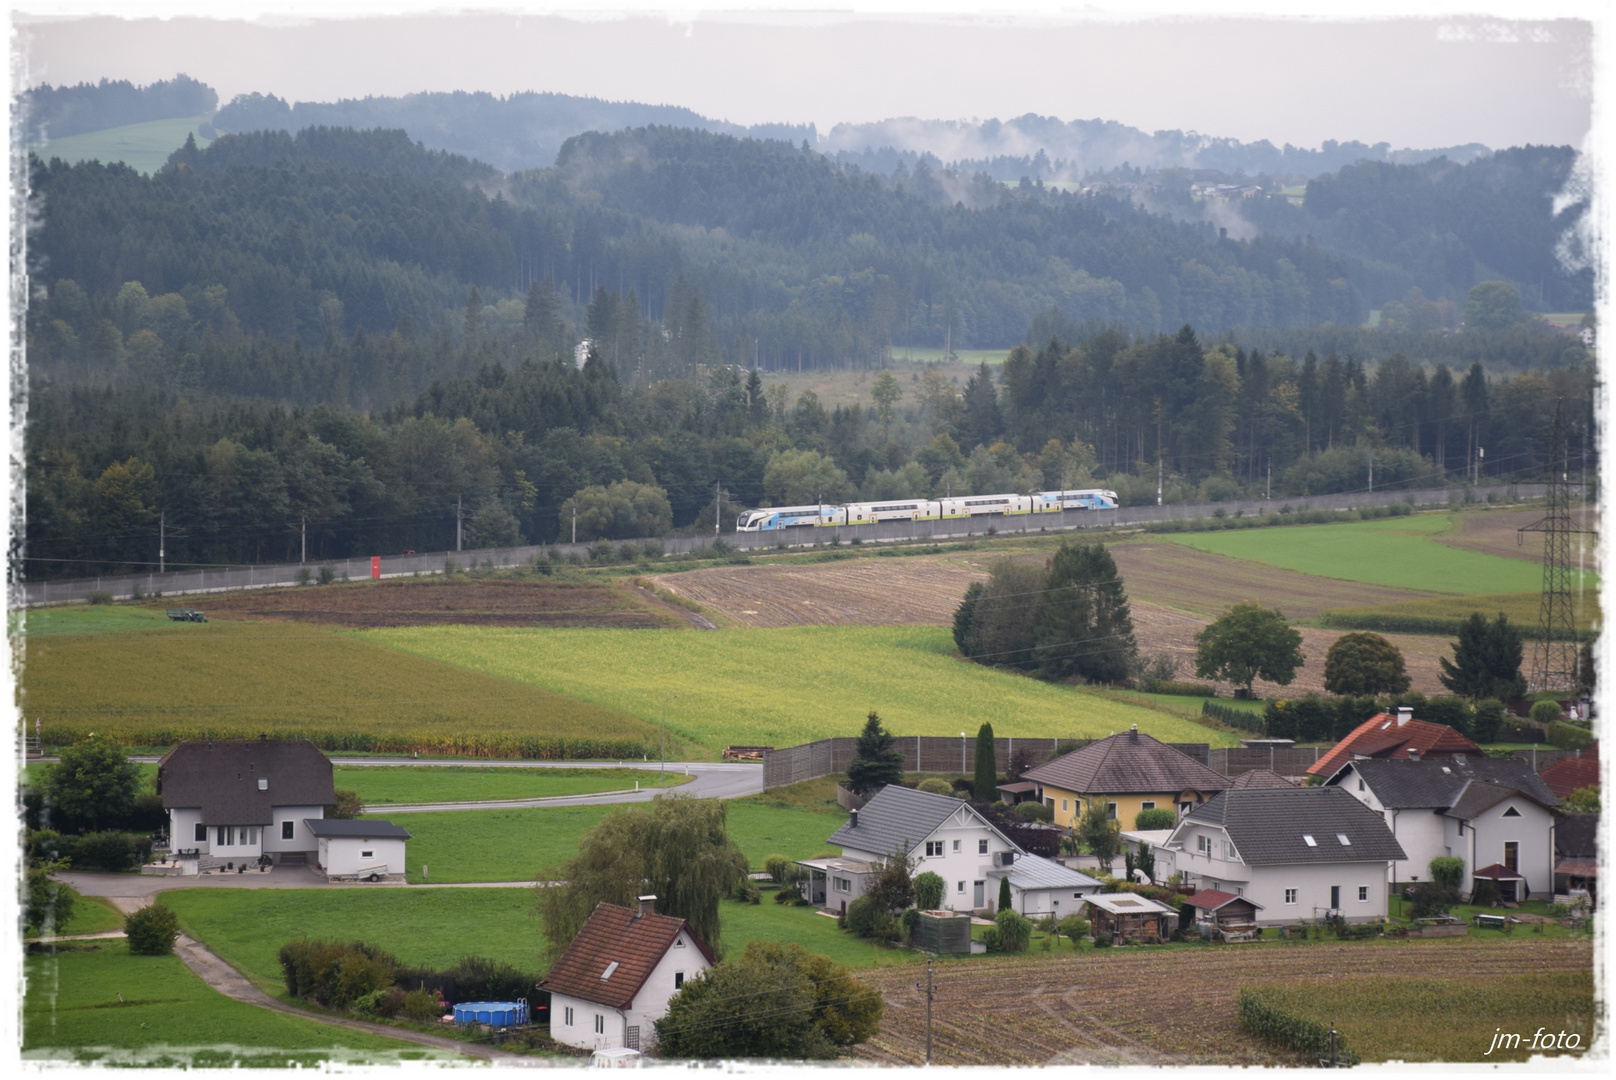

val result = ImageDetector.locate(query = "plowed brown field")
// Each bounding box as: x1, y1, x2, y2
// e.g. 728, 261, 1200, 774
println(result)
190, 579, 682, 629
854, 938, 1592, 1066
647, 559, 985, 627
1434, 507, 1602, 565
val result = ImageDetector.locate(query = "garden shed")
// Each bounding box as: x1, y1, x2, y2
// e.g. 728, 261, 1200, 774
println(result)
1181, 888, 1264, 940
1084, 892, 1177, 944
305, 818, 410, 881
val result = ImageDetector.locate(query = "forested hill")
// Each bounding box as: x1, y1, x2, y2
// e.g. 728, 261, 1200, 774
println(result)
21, 74, 216, 140
213, 89, 815, 173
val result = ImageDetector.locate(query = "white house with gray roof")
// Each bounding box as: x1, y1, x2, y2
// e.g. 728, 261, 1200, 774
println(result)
986, 852, 1102, 918
1160, 787, 1407, 925
802, 785, 1027, 914
158, 738, 336, 871
1325, 757, 1560, 900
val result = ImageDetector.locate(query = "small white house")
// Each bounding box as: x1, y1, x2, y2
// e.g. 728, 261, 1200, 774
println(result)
539, 897, 715, 1053
305, 818, 411, 880
802, 785, 1025, 914
986, 854, 1102, 918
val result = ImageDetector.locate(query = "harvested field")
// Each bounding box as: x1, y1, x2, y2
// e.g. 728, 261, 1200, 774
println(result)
188, 578, 682, 629
648, 559, 984, 627
853, 938, 1592, 1066
1434, 507, 1602, 566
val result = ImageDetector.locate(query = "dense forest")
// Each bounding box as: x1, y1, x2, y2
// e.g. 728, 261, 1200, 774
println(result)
20, 125, 1594, 579
20, 74, 216, 141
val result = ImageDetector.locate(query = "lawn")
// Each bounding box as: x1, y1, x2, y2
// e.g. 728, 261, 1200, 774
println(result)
375, 796, 844, 883
1324, 590, 1600, 633
160, 888, 547, 995
26, 112, 215, 175
719, 897, 921, 969
21, 941, 441, 1066
48, 889, 126, 937
336, 766, 688, 804
1240, 970, 1596, 1062
11, 605, 186, 637
1168, 514, 1554, 595
20, 618, 665, 758
362, 625, 1233, 752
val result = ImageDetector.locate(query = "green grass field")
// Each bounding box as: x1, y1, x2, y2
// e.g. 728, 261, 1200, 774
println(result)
362, 625, 1233, 751
48, 890, 127, 937
1241, 971, 1595, 1062
336, 766, 688, 804
12, 606, 187, 637
21, 618, 667, 757
1169, 514, 1555, 595
22, 942, 439, 1066
27, 113, 215, 175
378, 795, 845, 883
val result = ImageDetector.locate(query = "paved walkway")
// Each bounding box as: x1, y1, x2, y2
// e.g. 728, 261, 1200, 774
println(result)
58, 869, 536, 906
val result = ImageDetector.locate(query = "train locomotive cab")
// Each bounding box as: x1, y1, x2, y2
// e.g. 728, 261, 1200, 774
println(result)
1038, 488, 1120, 511
736, 505, 844, 531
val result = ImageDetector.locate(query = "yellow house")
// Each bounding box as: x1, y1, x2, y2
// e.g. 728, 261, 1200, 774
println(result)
1023, 727, 1230, 832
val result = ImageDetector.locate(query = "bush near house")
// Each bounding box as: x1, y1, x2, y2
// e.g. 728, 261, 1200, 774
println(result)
125, 903, 180, 956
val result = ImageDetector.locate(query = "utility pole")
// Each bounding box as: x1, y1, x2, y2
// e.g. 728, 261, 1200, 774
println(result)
159, 512, 166, 574
1154, 397, 1163, 506
1518, 399, 1595, 693
455, 495, 464, 552
914, 960, 934, 1064
1367, 450, 1373, 494
572, 502, 577, 545
1265, 461, 1271, 501
301, 515, 307, 565
715, 480, 722, 536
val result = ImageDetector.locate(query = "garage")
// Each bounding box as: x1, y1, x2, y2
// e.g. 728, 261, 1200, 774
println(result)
305, 818, 411, 881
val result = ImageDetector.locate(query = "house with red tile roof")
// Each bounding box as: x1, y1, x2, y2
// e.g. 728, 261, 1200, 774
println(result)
538, 896, 715, 1053
1305, 707, 1483, 778
1541, 746, 1599, 801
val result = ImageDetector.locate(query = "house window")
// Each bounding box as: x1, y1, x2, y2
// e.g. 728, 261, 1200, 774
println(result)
564, 1007, 574, 1026
195, 823, 207, 842
1330, 885, 1341, 909
1179, 801, 1192, 814
978, 840, 988, 854
674, 972, 684, 989
1107, 802, 1118, 819
595, 1014, 605, 1035
1502, 806, 1522, 818
1141, 801, 1156, 810
1224, 841, 1237, 860
361, 850, 373, 859
1236, 886, 1243, 896
1358, 886, 1369, 902
1061, 799, 1068, 812
1504, 842, 1518, 872
926, 841, 944, 857
1302, 834, 1317, 847
674, 939, 685, 948
1358, 779, 1365, 792
1197, 835, 1212, 856
1284, 889, 1298, 905
1337, 834, 1351, 847
957, 881, 965, 892
282, 821, 295, 840
834, 877, 851, 893
217, 827, 228, 846
952, 840, 961, 852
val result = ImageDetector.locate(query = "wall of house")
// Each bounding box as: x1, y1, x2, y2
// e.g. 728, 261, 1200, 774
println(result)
548, 992, 625, 1052
624, 929, 711, 1047
1012, 883, 1094, 919
168, 807, 208, 853
1470, 796, 1556, 899
318, 836, 407, 876
208, 825, 265, 862
1038, 787, 1201, 832
1168, 822, 1254, 890
264, 806, 324, 856
844, 809, 1019, 912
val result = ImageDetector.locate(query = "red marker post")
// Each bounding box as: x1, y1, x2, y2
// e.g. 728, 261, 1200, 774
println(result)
371, 556, 381, 580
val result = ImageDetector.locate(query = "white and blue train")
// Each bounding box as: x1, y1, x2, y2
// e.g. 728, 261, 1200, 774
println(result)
736, 488, 1119, 532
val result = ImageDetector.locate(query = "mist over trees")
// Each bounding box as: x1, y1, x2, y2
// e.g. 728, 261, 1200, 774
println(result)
21, 73, 216, 141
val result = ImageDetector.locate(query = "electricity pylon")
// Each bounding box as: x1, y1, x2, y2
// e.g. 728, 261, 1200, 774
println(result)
1517, 399, 1594, 694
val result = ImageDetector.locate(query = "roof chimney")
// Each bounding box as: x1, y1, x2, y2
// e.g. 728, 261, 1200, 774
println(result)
1129, 724, 1139, 741
1396, 707, 1413, 725
849, 809, 859, 828
637, 895, 656, 918
1406, 748, 1420, 761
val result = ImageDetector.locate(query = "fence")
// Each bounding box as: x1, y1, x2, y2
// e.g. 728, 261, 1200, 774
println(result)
1205, 746, 1325, 777
17, 482, 1554, 607
762, 736, 1209, 789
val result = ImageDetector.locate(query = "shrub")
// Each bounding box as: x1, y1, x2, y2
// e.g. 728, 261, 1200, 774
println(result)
1547, 722, 1595, 751
773, 881, 800, 903
1013, 800, 1053, 823
993, 908, 1033, 952
1134, 807, 1177, 831
764, 854, 795, 884
87, 590, 114, 605
1057, 914, 1091, 940
1428, 856, 1465, 892
298, 567, 313, 585
400, 987, 442, 1022
899, 907, 921, 942
319, 563, 337, 585
72, 831, 145, 872
845, 895, 898, 942
913, 871, 946, 911
978, 927, 1001, 951
1406, 881, 1459, 919
916, 777, 954, 796
1529, 700, 1565, 726
125, 903, 180, 955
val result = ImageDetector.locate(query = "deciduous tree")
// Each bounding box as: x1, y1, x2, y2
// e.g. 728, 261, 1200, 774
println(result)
44, 734, 141, 831
1323, 632, 1411, 696
1194, 602, 1305, 697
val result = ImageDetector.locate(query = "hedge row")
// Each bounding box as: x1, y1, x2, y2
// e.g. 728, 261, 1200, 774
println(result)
28, 829, 153, 872
1321, 612, 1594, 642
1236, 987, 1358, 1065
1201, 701, 1265, 734
39, 725, 649, 761
1142, 503, 1412, 535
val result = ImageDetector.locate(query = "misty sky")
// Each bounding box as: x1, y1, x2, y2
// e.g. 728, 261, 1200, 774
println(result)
12, 4, 1598, 153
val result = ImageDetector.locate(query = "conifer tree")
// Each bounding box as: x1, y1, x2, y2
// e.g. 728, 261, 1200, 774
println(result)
847, 712, 904, 796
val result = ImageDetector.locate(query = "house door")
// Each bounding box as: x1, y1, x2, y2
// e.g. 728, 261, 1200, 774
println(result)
1504, 842, 1518, 872
1329, 885, 1341, 910
973, 881, 985, 908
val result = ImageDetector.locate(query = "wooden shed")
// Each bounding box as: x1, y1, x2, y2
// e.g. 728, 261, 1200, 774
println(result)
1083, 892, 1177, 945
1181, 888, 1264, 941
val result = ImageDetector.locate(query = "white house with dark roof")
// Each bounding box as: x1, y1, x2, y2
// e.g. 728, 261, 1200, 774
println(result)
306, 818, 411, 881
157, 738, 336, 871
802, 785, 1026, 914
1161, 787, 1407, 925
1325, 756, 1561, 901
985, 851, 1102, 918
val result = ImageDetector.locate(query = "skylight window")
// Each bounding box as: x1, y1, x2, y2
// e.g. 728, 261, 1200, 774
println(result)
1337, 834, 1351, 846
1302, 834, 1317, 847
601, 962, 619, 981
